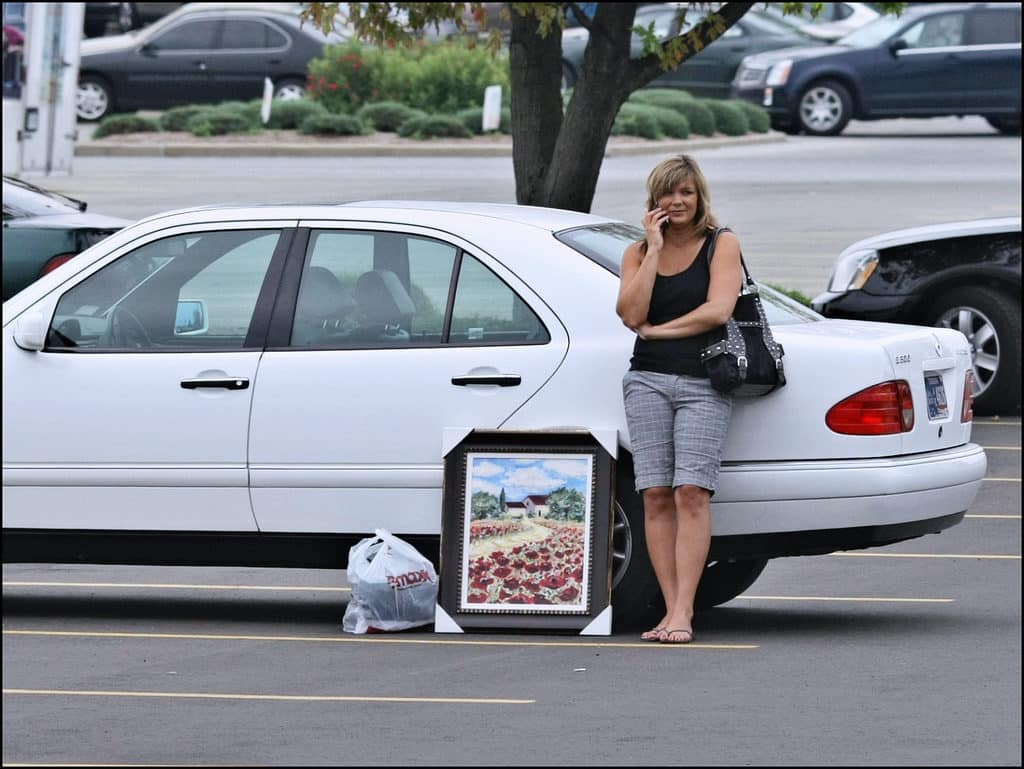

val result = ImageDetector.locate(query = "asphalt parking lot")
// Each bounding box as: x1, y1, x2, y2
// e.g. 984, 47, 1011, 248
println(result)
2, 417, 1019, 766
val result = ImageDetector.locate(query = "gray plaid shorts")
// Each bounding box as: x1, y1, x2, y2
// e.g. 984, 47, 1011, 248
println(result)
622, 369, 733, 493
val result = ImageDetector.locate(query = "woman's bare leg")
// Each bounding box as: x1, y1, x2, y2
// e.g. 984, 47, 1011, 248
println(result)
663, 484, 711, 641
642, 486, 678, 636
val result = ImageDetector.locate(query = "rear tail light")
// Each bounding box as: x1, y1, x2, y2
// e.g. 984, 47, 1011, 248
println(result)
961, 370, 975, 423
826, 380, 914, 435
39, 253, 76, 276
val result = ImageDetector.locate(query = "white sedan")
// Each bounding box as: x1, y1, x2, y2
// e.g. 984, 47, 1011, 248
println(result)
1, 202, 986, 627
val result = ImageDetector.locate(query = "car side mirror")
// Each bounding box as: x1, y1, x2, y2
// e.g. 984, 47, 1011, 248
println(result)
174, 299, 208, 336
139, 42, 158, 56
13, 312, 48, 351
889, 38, 908, 55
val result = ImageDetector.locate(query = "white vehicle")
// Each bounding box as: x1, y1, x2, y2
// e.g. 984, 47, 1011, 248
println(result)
1, 202, 986, 627
762, 2, 880, 42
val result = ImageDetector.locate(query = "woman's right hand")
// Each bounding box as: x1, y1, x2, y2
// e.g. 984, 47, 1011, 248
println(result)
644, 206, 668, 252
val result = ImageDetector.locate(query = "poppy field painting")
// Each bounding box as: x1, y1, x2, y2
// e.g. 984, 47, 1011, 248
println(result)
439, 430, 614, 632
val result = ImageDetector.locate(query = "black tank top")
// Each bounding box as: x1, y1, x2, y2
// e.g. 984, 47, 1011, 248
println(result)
629, 233, 713, 377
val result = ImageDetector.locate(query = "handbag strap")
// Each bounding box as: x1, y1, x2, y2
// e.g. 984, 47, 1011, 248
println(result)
706, 227, 756, 292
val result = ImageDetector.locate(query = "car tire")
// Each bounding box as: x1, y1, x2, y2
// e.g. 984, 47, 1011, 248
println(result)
611, 454, 771, 628
796, 79, 852, 136
76, 75, 114, 122
929, 286, 1021, 416
273, 78, 307, 101
985, 115, 1021, 136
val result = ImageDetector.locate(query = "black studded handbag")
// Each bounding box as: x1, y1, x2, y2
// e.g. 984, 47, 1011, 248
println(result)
699, 228, 787, 397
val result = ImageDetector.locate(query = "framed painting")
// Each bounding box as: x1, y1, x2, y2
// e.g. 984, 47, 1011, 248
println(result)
436, 430, 614, 633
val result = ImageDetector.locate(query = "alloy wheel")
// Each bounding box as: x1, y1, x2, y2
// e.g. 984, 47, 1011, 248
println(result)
76, 82, 109, 121
799, 86, 843, 133
936, 305, 1000, 398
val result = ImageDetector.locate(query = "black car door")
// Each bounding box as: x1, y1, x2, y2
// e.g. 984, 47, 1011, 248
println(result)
204, 17, 293, 102
863, 9, 968, 115
957, 6, 1022, 113
127, 17, 221, 108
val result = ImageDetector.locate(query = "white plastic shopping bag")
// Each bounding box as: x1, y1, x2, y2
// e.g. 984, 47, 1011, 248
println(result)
342, 528, 438, 634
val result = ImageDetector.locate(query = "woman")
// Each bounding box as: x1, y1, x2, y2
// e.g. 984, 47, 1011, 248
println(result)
616, 155, 743, 644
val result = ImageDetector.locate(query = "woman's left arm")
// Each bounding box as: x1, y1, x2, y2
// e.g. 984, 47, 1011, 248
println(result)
638, 231, 744, 340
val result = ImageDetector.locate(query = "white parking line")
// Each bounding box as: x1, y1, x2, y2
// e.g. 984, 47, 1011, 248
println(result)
832, 552, 1020, 559
2, 629, 758, 650
964, 514, 1020, 519
3, 688, 534, 705
2, 581, 350, 592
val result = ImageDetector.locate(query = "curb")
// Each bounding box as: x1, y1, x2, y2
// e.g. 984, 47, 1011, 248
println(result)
74, 132, 786, 158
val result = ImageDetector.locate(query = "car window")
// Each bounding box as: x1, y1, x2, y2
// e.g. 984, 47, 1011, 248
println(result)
898, 13, 965, 49
47, 229, 282, 351
968, 9, 1021, 45
290, 229, 548, 347
221, 19, 288, 49
835, 13, 905, 48
151, 19, 220, 50
554, 223, 822, 326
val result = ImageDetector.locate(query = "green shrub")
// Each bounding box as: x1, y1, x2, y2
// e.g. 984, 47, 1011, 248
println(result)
159, 105, 207, 132
298, 113, 368, 136
676, 99, 716, 136
308, 39, 510, 115
629, 88, 695, 112
187, 109, 258, 137
214, 100, 264, 123
396, 114, 473, 139
701, 99, 749, 136
643, 104, 690, 138
454, 105, 512, 134
357, 101, 427, 132
731, 99, 771, 133
92, 114, 160, 138
611, 103, 662, 140
266, 98, 329, 130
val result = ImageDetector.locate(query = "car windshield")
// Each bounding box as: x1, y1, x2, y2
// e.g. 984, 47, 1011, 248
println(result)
555, 223, 822, 325
2, 176, 86, 218
833, 12, 905, 48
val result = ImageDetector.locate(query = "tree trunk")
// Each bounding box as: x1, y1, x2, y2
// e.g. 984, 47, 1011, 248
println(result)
509, 10, 564, 206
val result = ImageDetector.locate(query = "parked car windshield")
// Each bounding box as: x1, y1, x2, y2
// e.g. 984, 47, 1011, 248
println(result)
2, 176, 85, 218
555, 224, 822, 325
833, 13, 905, 48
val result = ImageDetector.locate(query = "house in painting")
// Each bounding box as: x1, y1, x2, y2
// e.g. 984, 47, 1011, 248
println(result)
506, 500, 527, 519
524, 495, 550, 518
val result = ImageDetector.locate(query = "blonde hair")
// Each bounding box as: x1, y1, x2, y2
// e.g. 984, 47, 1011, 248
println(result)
644, 154, 719, 236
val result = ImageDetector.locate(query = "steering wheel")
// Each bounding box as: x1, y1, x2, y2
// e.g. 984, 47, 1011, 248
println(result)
100, 306, 152, 349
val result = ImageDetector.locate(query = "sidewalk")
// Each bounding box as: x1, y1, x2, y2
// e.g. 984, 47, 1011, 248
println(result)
74, 125, 786, 158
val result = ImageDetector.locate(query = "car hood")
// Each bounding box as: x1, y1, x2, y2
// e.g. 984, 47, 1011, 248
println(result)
3, 212, 132, 230
837, 217, 1021, 254
741, 44, 851, 68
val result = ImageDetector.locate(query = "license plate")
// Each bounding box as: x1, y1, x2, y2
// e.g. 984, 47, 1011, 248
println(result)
925, 374, 948, 420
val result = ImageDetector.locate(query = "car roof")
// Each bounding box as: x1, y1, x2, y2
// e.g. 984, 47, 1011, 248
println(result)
132, 200, 616, 232
839, 217, 1021, 254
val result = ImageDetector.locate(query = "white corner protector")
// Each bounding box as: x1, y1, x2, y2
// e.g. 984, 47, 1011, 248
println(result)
434, 604, 464, 633
442, 427, 475, 458
588, 429, 618, 459
579, 605, 612, 636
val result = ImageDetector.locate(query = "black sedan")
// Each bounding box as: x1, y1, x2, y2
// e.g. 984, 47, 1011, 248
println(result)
560, 4, 821, 97
2, 176, 131, 302
812, 217, 1021, 416
76, 2, 349, 121
731, 2, 1021, 135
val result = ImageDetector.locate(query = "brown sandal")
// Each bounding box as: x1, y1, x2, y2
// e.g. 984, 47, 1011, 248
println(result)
640, 626, 666, 642
658, 628, 694, 644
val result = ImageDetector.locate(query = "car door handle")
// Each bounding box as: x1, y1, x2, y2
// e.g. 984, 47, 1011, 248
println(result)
451, 374, 521, 387
192, 61, 207, 71
180, 377, 249, 390
268, 59, 282, 65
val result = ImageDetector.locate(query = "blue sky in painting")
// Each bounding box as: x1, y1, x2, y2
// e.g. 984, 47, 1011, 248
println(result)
469, 454, 590, 502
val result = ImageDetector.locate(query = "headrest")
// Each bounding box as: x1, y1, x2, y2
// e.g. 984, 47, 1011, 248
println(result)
298, 266, 355, 317
355, 269, 415, 322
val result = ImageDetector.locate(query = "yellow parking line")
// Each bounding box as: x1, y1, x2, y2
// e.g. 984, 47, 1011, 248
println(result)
736, 595, 953, 603
2, 581, 350, 592
984, 477, 1021, 482
965, 514, 1020, 519
832, 552, 1019, 559
1, 629, 757, 650
981, 445, 1021, 451
974, 418, 1021, 426
3, 688, 533, 705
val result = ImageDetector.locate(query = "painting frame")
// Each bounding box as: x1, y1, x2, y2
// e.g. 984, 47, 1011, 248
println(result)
437, 430, 614, 633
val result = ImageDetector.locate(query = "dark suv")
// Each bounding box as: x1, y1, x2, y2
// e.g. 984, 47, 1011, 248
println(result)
731, 3, 1021, 135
